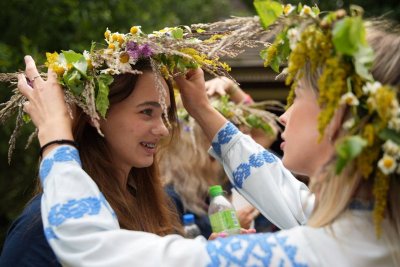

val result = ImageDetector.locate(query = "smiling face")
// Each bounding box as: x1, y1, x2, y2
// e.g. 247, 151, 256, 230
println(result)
279, 81, 334, 177
100, 71, 171, 176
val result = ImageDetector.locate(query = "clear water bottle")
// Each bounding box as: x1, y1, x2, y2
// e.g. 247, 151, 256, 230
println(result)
183, 213, 201, 238
208, 185, 241, 235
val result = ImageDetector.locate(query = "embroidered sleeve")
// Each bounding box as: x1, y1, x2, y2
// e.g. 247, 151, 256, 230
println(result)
40, 145, 210, 267
206, 231, 309, 267
209, 122, 315, 229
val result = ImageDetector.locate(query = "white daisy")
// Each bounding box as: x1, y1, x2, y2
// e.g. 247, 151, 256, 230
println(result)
378, 154, 397, 175
340, 92, 359, 106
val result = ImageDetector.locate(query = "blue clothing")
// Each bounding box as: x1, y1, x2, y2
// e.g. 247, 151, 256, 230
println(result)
0, 194, 60, 267
165, 184, 212, 238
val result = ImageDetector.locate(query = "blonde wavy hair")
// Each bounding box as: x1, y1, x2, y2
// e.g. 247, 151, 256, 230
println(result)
306, 21, 400, 264
157, 122, 225, 216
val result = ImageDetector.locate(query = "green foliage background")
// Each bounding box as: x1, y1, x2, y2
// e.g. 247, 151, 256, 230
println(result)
0, 0, 251, 250
0, 0, 399, 251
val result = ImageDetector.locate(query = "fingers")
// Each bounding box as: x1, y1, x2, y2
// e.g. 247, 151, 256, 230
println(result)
24, 55, 44, 85
47, 68, 58, 83
239, 228, 256, 234
17, 74, 33, 99
208, 232, 228, 240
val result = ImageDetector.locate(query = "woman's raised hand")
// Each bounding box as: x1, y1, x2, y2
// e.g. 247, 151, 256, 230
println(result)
17, 56, 73, 149
174, 68, 210, 117
174, 68, 228, 141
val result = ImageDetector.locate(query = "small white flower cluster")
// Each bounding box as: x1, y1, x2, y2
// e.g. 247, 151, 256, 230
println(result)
361, 82, 400, 175
282, 4, 318, 18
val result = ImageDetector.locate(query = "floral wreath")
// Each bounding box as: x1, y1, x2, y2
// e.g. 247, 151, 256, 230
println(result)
0, 17, 272, 162
177, 92, 283, 139
255, 0, 400, 235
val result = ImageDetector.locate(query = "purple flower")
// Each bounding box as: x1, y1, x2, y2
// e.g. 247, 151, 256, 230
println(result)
139, 44, 153, 57
126, 41, 140, 60
126, 41, 138, 51
126, 41, 153, 60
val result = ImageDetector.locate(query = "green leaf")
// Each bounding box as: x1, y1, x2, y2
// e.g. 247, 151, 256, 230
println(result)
353, 45, 374, 80
62, 50, 88, 78
335, 135, 367, 174
171, 28, 184, 39
64, 69, 84, 95
378, 128, 400, 145
254, 0, 283, 29
22, 113, 31, 123
312, 5, 320, 15
96, 74, 113, 118
260, 48, 268, 61
62, 50, 84, 63
333, 16, 366, 56
72, 56, 88, 78
270, 55, 280, 72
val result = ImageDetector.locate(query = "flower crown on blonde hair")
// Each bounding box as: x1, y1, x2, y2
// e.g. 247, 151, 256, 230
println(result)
0, 17, 273, 162
255, 0, 400, 235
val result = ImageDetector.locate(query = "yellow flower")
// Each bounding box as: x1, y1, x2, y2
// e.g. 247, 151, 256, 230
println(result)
373, 170, 389, 237
283, 4, 294, 15
203, 34, 224, 44
375, 86, 396, 122
104, 29, 111, 40
119, 52, 130, 64
356, 144, 380, 179
45, 52, 65, 76
108, 43, 116, 50
45, 52, 59, 67
300, 5, 316, 17
111, 33, 119, 42
53, 65, 65, 76
363, 124, 375, 145
130, 26, 139, 35
117, 34, 125, 45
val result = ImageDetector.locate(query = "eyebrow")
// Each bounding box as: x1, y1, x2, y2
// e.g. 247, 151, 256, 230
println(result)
137, 101, 171, 111
137, 101, 161, 108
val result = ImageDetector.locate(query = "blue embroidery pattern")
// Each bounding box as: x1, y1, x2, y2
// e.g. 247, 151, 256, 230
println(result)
233, 150, 277, 188
211, 122, 239, 157
206, 233, 308, 267
39, 146, 82, 183
276, 235, 308, 267
48, 196, 101, 226
99, 193, 117, 218
44, 227, 58, 240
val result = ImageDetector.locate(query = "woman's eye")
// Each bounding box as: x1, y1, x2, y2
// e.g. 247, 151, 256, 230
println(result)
141, 109, 153, 116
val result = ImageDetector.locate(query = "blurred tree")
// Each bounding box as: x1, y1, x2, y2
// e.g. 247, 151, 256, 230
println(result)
0, 0, 252, 249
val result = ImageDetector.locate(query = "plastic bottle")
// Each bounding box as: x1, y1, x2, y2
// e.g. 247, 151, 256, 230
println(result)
208, 185, 241, 235
183, 213, 201, 239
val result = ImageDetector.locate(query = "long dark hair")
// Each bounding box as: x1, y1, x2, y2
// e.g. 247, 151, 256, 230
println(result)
36, 59, 182, 235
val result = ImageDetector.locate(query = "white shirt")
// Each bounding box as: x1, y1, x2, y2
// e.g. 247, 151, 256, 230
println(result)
40, 122, 398, 266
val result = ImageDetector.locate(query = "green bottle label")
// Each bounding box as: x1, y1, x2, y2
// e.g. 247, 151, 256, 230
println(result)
209, 209, 240, 233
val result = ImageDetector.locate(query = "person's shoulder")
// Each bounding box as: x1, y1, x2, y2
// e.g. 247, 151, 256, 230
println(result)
6, 194, 42, 234
1, 194, 61, 266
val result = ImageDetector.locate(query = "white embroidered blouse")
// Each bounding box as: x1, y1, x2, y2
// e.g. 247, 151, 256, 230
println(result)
40, 122, 397, 266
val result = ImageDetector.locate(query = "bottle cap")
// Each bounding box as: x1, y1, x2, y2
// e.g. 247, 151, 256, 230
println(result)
183, 213, 195, 225
209, 185, 223, 197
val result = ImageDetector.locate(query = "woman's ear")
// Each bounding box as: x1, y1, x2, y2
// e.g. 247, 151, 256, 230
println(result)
327, 105, 348, 143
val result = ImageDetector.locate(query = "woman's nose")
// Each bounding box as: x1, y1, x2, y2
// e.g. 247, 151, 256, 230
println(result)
279, 106, 291, 126
151, 118, 170, 137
